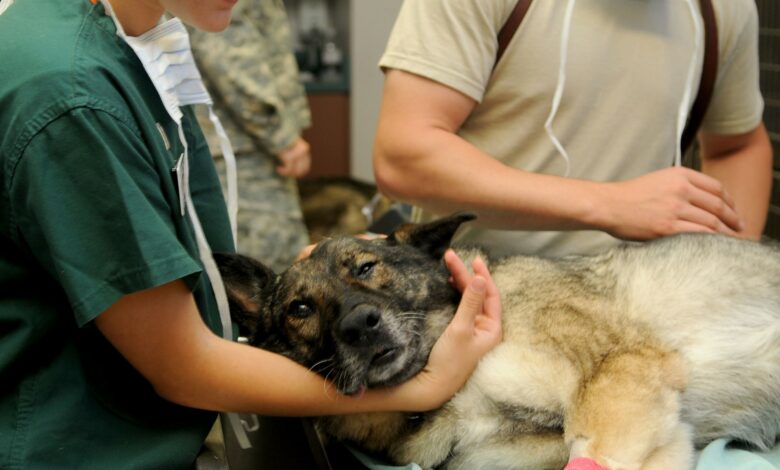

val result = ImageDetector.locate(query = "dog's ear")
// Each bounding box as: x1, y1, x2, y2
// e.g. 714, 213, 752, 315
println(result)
387, 212, 477, 259
213, 252, 277, 337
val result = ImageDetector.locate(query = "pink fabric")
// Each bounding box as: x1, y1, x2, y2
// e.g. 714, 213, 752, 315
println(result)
564, 457, 611, 470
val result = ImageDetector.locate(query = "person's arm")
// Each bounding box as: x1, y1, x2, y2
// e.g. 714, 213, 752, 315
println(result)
697, 123, 773, 239
373, 69, 743, 241
189, 4, 311, 177
94, 253, 501, 416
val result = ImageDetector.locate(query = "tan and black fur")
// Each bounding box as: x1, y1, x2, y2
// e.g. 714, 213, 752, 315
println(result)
215, 213, 780, 470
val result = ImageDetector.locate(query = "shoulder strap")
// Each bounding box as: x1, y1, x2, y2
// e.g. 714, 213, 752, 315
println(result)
495, 0, 533, 66
681, 0, 718, 154
495, 0, 718, 155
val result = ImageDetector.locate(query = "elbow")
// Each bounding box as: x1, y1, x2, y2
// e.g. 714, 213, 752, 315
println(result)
148, 373, 202, 409
141, 344, 219, 411
373, 150, 403, 200
373, 139, 421, 202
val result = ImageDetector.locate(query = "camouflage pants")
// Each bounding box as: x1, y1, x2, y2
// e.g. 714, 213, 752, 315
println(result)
213, 154, 310, 272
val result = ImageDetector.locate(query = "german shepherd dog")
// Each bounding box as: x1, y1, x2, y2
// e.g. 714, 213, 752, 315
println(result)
215, 213, 780, 470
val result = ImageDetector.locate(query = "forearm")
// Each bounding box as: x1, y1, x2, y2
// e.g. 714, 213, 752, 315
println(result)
699, 124, 773, 239
374, 126, 604, 232
374, 69, 612, 233
163, 329, 440, 416
97, 280, 436, 416
97, 276, 499, 418
374, 69, 746, 242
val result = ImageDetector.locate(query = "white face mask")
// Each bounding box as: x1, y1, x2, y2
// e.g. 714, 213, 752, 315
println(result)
98, 0, 250, 449
109, 14, 211, 124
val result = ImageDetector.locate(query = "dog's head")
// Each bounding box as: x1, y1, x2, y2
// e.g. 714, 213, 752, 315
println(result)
215, 213, 476, 395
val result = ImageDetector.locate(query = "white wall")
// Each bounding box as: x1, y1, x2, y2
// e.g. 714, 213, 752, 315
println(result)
349, 0, 403, 183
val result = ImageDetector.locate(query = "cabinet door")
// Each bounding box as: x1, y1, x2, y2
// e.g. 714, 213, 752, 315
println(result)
303, 93, 350, 178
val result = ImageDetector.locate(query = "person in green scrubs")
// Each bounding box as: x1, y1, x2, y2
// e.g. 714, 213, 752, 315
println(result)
0, 1, 502, 468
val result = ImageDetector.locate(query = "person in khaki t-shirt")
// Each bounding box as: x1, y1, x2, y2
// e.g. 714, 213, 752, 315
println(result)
376, 0, 772, 258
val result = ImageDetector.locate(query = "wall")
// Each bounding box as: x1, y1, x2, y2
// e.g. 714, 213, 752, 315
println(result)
349, 0, 403, 183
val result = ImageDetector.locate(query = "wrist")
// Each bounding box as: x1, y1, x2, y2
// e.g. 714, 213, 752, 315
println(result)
566, 179, 614, 233
375, 374, 449, 413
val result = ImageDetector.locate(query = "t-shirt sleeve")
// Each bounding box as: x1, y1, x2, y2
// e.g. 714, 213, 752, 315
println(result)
701, 0, 764, 135
9, 107, 202, 326
378, 0, 516, 103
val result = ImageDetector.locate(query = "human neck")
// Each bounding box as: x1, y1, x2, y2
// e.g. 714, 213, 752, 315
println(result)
103, 0, 165, 36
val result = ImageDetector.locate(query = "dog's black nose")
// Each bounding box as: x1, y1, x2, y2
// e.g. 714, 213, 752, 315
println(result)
337, 304, 382, 346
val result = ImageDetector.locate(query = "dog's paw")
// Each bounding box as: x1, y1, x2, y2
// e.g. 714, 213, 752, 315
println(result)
567, 437, 639, 470
566, 422, 694, 470
565, 457, 613, 470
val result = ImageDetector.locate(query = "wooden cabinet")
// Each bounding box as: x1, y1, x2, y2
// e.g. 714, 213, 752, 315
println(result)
303, 92, 350, 179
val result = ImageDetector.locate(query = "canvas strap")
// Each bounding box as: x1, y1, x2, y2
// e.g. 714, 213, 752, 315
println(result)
495, 0, 533, 66
495, 0, 718, 154
680, 0, 718, 154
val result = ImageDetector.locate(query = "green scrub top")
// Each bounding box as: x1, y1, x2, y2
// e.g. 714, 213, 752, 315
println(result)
0, 1, 235, 468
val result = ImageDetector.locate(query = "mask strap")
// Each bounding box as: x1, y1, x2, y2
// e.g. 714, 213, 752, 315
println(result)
676, 0, 704, 167
0, 0, 15, 16
102, 0, 250, 449
178, 124, 253, 450
98, 0, 128, 37
208, 106, 238, 247
544, 0, 577, 177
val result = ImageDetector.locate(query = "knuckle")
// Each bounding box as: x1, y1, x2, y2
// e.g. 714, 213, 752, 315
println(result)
713, 199, 726, 215
706, 215, 721, 231
674, 181, 691, 197
657, 220, 677, 236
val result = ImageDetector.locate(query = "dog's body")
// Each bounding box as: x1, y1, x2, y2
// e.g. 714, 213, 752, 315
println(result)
216, 214, 780, 470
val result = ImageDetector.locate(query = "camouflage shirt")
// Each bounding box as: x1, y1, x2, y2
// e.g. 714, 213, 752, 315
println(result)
190, 0, 311, 157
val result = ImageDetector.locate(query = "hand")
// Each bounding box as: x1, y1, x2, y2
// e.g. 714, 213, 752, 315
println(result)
599, 167, 744, 240
276, 137, 311, 178
295, 243, 317, 261
398, 250, 502, 411
295, 234, 385, 261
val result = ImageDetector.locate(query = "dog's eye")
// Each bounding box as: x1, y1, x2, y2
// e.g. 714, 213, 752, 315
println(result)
287, 300, 314, 319
354, 261, 376, 279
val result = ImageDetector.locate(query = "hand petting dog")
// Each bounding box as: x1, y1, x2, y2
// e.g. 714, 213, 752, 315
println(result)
399, 250, 503, 411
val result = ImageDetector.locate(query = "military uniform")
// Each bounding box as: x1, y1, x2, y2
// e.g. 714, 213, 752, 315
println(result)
191, 0, 311, 272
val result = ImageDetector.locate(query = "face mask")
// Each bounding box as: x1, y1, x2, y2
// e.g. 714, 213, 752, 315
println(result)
108, 14, 211, 123
98, 0, 250, 449
544, 0, 703, 174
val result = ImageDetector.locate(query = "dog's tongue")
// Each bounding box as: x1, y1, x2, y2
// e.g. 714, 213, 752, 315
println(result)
352, 385, 366, 398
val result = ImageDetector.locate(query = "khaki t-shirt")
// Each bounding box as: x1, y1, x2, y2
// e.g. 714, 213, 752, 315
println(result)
379, 0, 763, 257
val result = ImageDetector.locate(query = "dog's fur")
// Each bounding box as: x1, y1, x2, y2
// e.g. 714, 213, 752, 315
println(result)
216, 213, 780, 470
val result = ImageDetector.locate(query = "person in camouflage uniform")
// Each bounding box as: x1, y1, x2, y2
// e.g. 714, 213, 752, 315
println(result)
190, 0, 312, 273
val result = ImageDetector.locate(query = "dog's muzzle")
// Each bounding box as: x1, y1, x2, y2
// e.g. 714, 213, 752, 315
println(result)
337, 302, 383, 346
337, 301, 401, 367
